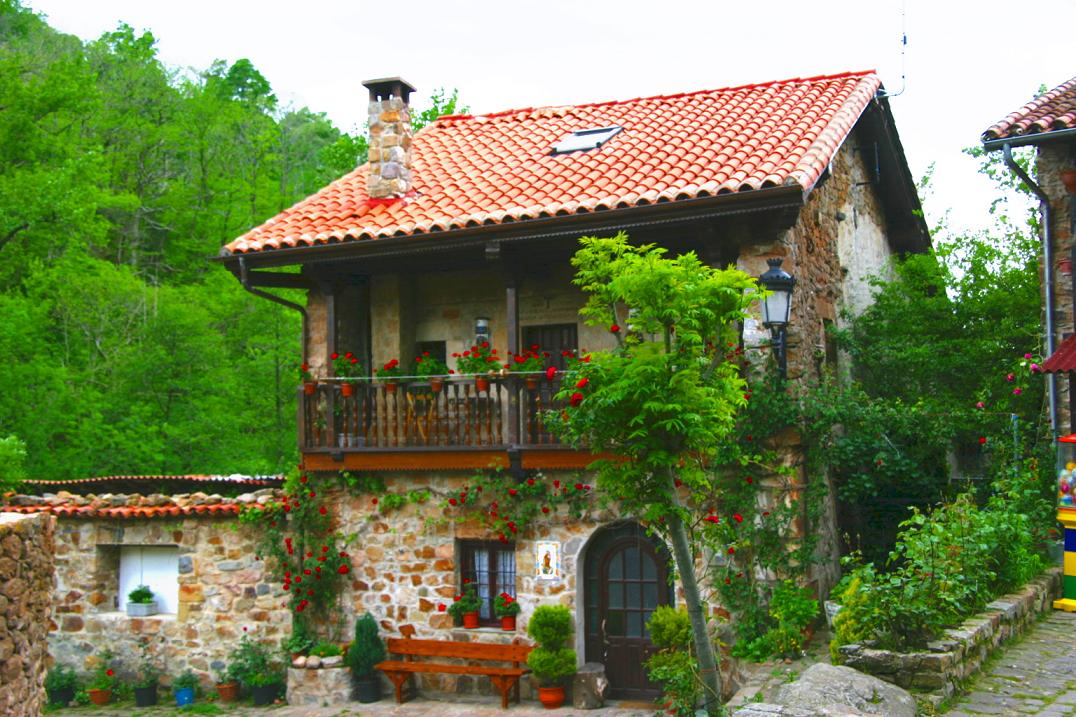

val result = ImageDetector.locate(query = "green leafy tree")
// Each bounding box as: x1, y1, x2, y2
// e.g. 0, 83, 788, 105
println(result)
551, 233, 758, 715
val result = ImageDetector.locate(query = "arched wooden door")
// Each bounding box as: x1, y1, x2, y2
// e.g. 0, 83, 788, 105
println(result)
584, 523, 673, 700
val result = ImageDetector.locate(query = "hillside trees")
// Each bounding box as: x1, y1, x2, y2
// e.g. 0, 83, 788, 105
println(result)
0, 1, 461, 481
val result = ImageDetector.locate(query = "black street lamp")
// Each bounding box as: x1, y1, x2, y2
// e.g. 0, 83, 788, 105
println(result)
758, 258, 795, 380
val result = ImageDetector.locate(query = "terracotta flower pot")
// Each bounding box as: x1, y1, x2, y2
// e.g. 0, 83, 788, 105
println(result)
385, 382, 398, 394
462, 611, 480, 628
430, 377, 444, 393
87, 688, 111, 706
525, 377, 538, 391
475, 377, 490, 393
341, 382, 354, 397
500, 615, 516, 631
303, 381, 317, 396
538, 685, 565, 709
216, 681, 240, 703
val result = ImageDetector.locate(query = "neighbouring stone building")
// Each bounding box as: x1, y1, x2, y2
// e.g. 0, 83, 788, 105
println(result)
0, 512, 54, 717
213, 71, 930, 701
984, 77, 1076, 431
1, 476, 286, 688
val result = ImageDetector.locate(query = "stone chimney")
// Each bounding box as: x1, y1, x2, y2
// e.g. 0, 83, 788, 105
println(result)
363, 77, 416, 199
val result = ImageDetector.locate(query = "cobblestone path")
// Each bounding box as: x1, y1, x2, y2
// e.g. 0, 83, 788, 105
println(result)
945, 610, 1076, 716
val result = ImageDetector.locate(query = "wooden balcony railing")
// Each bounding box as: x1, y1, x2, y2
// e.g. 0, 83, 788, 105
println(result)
299, 375, 568, 453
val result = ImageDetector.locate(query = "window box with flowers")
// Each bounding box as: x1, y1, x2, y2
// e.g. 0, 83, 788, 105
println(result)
494, 592, 522, 631
447, 583, 483, 628
375, 359, 403, 392
332, 351, 363, 397
454, 342, 500, 392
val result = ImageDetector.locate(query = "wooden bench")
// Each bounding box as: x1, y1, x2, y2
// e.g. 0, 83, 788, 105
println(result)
376, 636, 533, 708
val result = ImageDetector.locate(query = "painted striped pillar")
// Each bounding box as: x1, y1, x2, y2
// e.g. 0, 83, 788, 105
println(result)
1055, 434, 1076, 611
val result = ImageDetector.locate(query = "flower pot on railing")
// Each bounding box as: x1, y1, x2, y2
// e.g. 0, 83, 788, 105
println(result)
303, 381, 317, 396
525, 377, 539, 391
341, 382, 354, 397
430, 377, 444, 393
475, 376, 490, 393
384, 382, 398, 394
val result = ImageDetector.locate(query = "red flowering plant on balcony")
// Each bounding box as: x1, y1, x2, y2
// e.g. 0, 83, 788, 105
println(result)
505, 345, 547, 374
413, 353, 450, 378
375, 358, 403, 381
298, 362, 314, 382
453, 342, 499, 375
239, 469, 353, 635
332, 351, 362, 379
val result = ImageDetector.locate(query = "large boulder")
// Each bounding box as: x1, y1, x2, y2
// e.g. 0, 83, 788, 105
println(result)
772, 664, 916, 717
733, 704, 876, 717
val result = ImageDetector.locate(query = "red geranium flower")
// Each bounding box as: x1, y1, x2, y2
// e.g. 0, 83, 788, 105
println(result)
106, 669, 114, 677
569, 392, 584, 407
733, 514, 743, 523
575, 377, 589, 389
609, 324, 620, 333
337, 565, 349, 575
545, 366, 557, 381
438, 603, 446, 612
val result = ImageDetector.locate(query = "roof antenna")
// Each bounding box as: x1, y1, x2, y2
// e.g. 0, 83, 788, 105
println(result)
878, 0, 907, 99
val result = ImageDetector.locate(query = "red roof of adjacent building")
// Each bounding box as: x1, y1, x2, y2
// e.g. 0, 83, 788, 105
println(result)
23, 474, 282, 488
223, 71, 883, 256
983, 76, 1076, 141
1042, 333, 1076, 374
0, 503, 242, 519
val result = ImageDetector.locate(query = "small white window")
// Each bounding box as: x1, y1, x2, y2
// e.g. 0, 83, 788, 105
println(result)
119, 546, 179, 614
551, 126, 623, 155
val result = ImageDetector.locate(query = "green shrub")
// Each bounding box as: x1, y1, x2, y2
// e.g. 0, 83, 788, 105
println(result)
45, 663, 78, 694
173, 669, 199, 691
526, 647, 576, 686
526, 605, 573, 650
647, 606, 692, 651
645, 650, 698, 717
732, 580, 818, 661
346, 613, 385, 680
310, 640, 342, 658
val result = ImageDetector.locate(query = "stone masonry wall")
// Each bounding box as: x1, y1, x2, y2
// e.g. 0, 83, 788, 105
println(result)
0, 512, 55, 717
47, 493, 289, 690
1038, 142, 1076, 432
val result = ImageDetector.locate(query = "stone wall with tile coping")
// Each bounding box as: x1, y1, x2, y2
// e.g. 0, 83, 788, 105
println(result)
837, 568, 1061, 698
44, 492, 290, 689
0, 512, 54, 717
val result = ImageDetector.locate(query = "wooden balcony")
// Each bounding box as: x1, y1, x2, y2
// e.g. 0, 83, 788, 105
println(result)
299, 375, 602, 471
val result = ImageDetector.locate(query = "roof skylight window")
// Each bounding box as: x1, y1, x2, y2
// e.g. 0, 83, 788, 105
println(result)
551, 126, 622, 155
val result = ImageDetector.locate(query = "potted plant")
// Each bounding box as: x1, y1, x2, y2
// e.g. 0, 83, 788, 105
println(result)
173, 669, 198, 706
214, 663, 240, 703
45, 663, 78, 706
375, 358, 403, 393
347, 612, 386, 703
505, 346, 546, 389
494, 591, 522, 631
447, 582, 482, 628
454, 342, 500, 391
299, 361, 316, 395
332, 351, 363, 397
132, 640, 161, 707
248, 670, 284, 706
126, 584, 158, 616
310, 639, 343, 658
526, 605, 577, 709
413, 353, 450, 392
86, 649, 116, 706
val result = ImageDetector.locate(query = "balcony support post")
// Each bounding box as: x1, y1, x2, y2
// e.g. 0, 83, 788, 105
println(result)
320, 279, 338, 447
506, 277, 521, 449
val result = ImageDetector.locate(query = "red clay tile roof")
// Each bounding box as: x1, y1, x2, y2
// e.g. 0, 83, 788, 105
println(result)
1042, 333, 1076, 374
0, 503, 241, 519
983, 76, 1076, 141
24, 474, 282, 488
223, 71, 882, 256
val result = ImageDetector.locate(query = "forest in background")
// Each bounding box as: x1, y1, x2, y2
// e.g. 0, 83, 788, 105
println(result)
0, 1, 460, 481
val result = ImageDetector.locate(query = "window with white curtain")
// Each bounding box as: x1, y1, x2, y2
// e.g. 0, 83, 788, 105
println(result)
459, 540, 516, 625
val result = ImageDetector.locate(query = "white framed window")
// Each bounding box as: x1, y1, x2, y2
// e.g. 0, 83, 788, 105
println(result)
118, 546, 179, 614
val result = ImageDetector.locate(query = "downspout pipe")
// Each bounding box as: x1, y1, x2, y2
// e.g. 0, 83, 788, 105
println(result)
1001, 143, 1059, 435
239, 256, 309, 362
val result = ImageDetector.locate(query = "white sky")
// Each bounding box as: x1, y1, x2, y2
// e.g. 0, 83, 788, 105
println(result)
25, 0, 1075, 236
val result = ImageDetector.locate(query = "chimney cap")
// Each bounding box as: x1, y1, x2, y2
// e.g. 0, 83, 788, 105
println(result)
362, 77, 416, 103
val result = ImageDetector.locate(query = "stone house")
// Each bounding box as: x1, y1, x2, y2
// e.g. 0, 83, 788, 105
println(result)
983, 77, 1076, 433
213, 71, 929, 701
